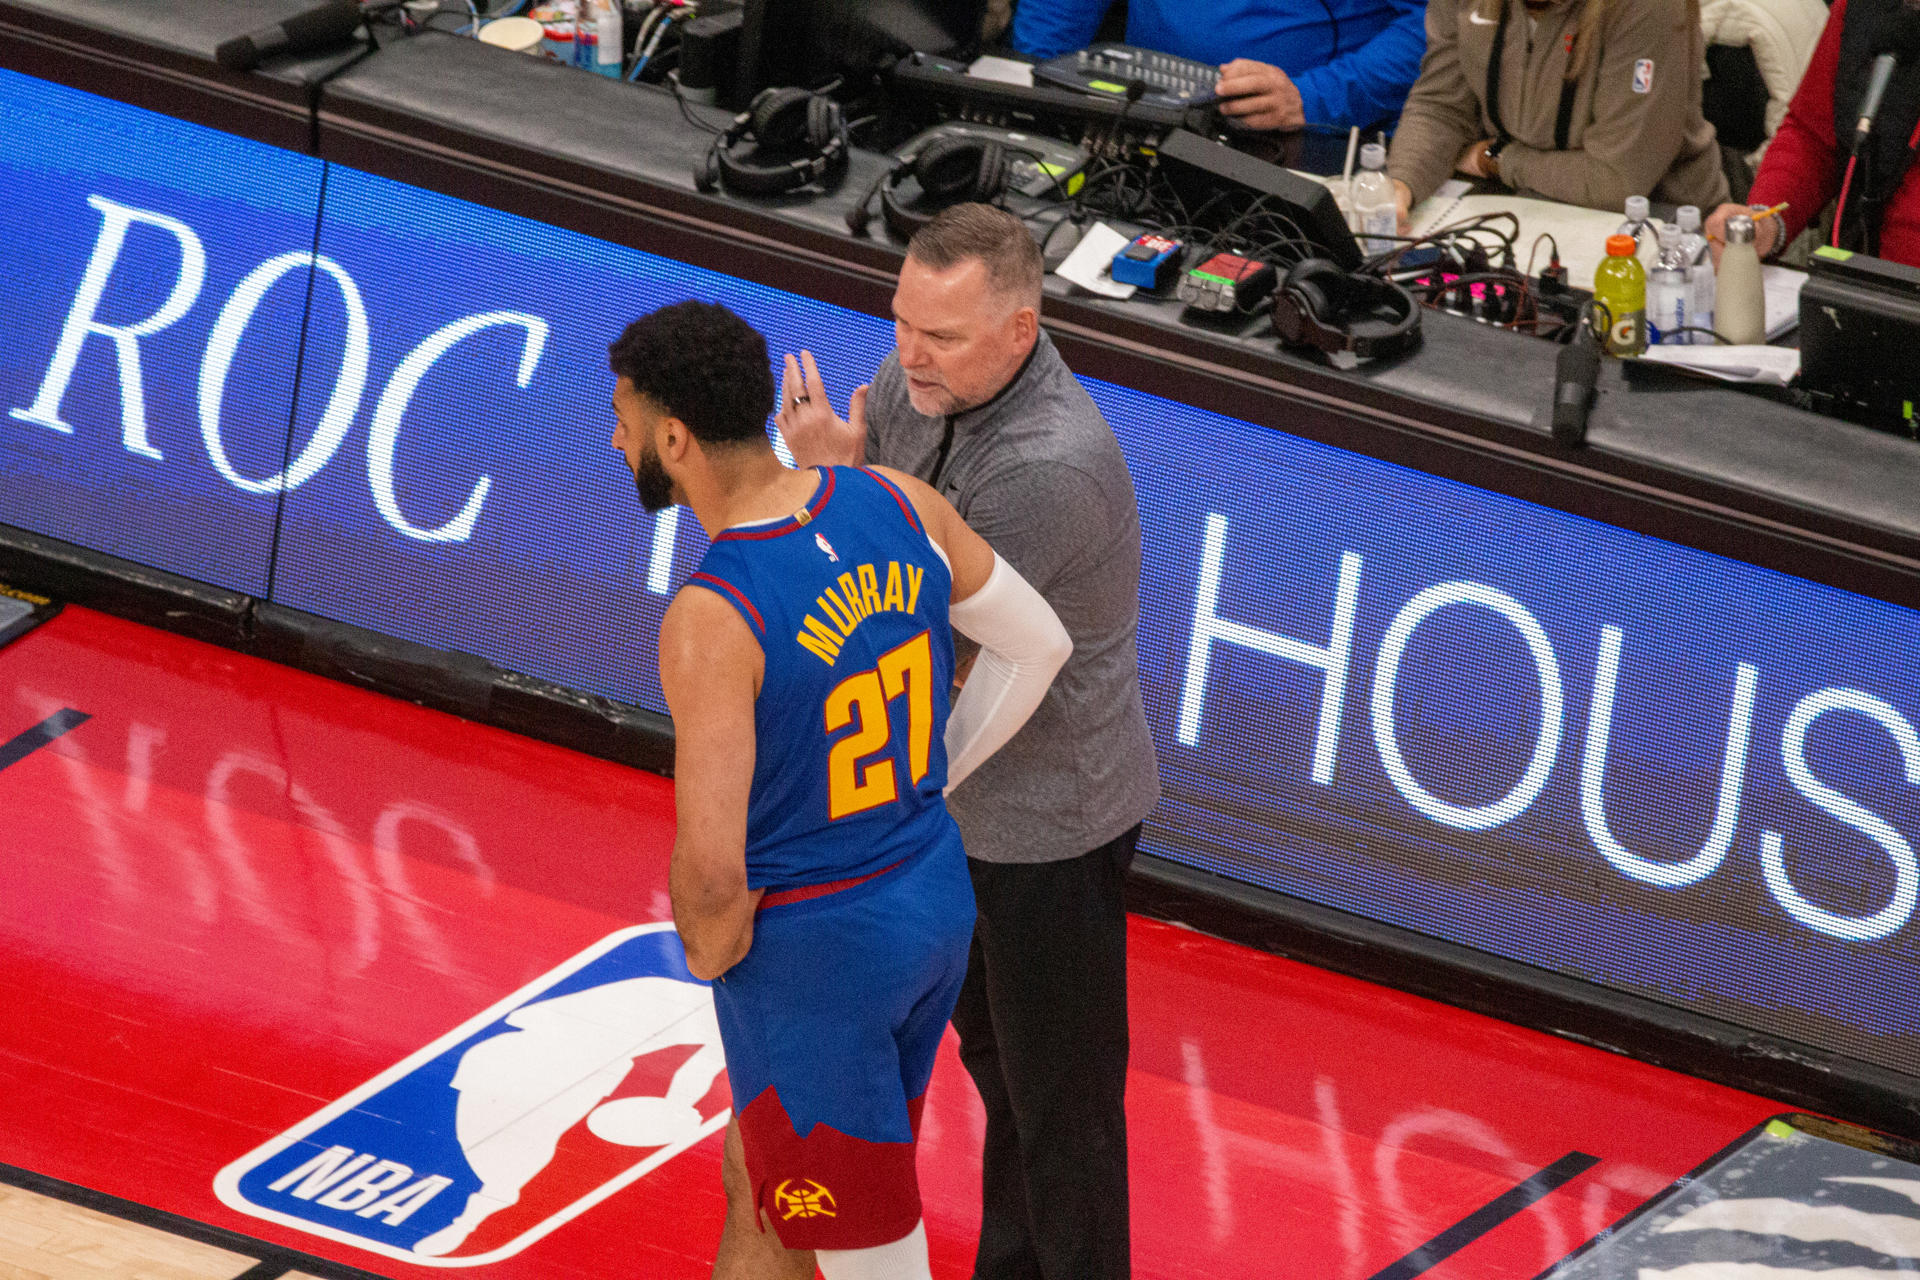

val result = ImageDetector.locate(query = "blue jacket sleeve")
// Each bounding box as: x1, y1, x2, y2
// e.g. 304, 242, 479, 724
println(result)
1009, 0, 1115, 58
1291, 0, 1430, 131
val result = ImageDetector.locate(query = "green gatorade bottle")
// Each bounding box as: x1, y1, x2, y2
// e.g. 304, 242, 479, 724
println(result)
1593, 233, 1647, 356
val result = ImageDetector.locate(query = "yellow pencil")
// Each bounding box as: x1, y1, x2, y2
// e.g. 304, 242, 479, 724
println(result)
1707, 202, 1789, 244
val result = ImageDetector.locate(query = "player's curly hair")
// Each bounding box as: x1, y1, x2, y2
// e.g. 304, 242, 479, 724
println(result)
607, 301, 776, 445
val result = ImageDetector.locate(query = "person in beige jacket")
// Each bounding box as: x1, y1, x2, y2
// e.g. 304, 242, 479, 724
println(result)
1387, 0, 1729, 226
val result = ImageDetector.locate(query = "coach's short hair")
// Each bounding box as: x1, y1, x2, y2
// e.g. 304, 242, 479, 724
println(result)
607, 301, 775, 445
906, 203, 1043, 310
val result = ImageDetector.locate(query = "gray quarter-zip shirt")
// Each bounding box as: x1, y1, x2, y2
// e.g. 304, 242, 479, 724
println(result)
865, 329, 1160, 864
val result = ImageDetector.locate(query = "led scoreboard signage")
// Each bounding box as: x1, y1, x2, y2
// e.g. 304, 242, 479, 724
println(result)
4, 67, 1918, 1085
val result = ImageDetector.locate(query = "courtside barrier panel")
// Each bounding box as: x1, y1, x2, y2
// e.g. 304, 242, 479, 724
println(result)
6, 61, 1920, 1137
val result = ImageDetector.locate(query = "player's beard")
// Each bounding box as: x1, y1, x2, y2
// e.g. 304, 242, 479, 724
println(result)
632, 437, 675, 513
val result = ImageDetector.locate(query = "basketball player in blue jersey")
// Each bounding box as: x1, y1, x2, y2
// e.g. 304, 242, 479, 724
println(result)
607, 301, 1071, 1280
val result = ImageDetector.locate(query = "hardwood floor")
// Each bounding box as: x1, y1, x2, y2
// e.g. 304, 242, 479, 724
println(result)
0, 1182, 258, 1280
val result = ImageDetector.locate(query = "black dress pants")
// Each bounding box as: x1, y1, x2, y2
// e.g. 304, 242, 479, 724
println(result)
951, 824, 1138, 1280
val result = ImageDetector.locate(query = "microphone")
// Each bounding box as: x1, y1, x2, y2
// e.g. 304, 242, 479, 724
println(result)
1116, 77, 1147, 130
1854, 51, 1900, 150
215, 0, 363, 71
1551, 330, 1601, 445
1097, 76, 1149, 150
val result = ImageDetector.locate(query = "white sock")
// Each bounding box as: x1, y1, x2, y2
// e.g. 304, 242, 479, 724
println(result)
814, 1220, 932, 1280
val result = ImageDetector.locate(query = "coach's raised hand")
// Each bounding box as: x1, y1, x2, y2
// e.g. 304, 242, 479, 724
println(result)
776, 350, 868, 468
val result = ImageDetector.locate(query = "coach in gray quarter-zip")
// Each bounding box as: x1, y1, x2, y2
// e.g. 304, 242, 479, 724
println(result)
777, 202, 1159, 1280
1386, 0, 1729, 222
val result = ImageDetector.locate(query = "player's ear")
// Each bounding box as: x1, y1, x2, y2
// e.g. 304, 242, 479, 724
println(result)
660, 416, 692, 462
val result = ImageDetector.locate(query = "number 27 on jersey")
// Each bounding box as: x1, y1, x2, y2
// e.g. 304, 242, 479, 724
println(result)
825, 630, 935, 820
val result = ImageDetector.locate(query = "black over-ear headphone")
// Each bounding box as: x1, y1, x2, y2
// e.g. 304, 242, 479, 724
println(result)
845, 135, 1013, 238
696, 87, 849, 196
1271, 259, 1422, 360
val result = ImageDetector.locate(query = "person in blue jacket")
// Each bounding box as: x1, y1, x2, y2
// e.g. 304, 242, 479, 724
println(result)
1011, 0, 1428, 132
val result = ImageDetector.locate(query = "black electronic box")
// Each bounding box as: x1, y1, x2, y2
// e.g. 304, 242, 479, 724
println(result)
1033, 43, 1222, 109
1799, 245, 1920, 435
1154, 128, 1361, 270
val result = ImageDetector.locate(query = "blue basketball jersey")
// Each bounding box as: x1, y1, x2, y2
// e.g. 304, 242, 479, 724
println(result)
686, 466, 959, 891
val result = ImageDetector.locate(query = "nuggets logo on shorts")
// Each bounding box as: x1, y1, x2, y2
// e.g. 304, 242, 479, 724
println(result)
774, 1179, 838, 1220
213, 924, 730, 1267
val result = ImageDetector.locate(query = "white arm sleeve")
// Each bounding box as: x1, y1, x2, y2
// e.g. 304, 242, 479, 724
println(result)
943, 552, 1072, 794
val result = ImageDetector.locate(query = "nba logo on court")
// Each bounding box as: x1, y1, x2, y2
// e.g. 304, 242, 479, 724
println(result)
214, 924, 730, 1266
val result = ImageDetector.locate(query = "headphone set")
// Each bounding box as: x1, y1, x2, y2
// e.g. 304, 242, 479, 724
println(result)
1271, 259, 1422, 361
696, 87, 848, 197
845, 134, 1014, 238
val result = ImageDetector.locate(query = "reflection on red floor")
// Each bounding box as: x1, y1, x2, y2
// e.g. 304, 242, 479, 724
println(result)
0, 607, 1784, 1279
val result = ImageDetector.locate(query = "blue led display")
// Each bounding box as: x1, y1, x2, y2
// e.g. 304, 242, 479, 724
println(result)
0, 68, 323, 596
3, 68, 1917, 1082
270, 162, 897, 707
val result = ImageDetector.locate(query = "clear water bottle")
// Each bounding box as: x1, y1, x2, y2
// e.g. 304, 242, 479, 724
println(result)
572, 1, 595, 69
1647, 223, 1690, 345
1675, 204, 1715, 342
1351, 143, 1397, 256
1617, 195, 1660, 271
586, 0, 622, 74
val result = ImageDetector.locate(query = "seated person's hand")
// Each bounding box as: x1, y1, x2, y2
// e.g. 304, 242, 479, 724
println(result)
1702, 202, 1782, 267
1455, 137, 1498, 178
1392, 178, 1414, 235
1215, 59, 1305, 131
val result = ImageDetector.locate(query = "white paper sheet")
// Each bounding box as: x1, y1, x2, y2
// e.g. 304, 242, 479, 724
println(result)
1054, 222, 1137, 298
1634, 344, 1801, 386
966, 55, 1035, 87
1762, 264, 1807, 339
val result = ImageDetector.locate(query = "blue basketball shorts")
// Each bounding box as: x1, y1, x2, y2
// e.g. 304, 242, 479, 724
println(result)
710, 833, 974, 1250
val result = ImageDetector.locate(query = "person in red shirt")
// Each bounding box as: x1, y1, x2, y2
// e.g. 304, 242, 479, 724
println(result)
1705, 0, 1920, 265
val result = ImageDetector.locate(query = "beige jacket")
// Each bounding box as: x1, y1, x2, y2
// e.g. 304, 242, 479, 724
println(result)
1387, 0, 1730, 211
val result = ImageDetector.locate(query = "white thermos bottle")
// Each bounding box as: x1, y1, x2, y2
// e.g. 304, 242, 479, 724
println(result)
1716, 213, 1766, 345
